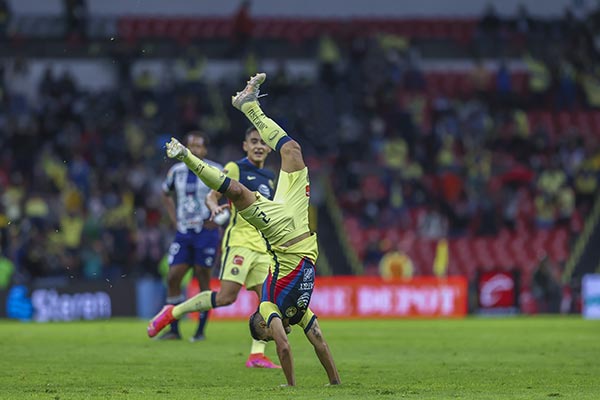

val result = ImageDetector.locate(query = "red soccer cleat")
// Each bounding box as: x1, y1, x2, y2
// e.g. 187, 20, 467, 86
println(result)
245, 353, 281, 369
147, 305, 176, 338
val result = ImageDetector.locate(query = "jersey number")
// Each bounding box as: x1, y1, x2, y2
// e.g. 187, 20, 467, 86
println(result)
252, 206, 271, 224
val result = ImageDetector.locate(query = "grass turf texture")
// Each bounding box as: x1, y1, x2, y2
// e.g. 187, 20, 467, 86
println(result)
0, 317, 598, 399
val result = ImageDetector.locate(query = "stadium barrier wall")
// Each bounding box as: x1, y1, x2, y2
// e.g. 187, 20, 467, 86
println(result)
187, 276, 469, 319
582, 274, 600, 319
0, 276, 467, 320
0, 280, 138, 321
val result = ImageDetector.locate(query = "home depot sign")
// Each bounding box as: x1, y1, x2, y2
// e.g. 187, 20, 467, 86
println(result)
187, 276, 468, 319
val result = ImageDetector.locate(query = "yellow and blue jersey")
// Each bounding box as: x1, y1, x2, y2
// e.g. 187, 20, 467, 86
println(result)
222, 158, 275, 253
238, 167, 319, 327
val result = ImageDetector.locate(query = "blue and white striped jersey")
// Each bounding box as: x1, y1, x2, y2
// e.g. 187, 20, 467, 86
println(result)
162, 160, 223, 233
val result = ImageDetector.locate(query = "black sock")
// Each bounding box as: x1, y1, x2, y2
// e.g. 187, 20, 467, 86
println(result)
196, 311, 209, 336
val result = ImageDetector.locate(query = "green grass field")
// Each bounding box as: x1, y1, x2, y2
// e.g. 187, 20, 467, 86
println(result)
1, 317, 599, 399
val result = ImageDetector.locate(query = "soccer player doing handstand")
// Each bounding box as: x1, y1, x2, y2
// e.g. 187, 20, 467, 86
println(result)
147, 73, 340, 387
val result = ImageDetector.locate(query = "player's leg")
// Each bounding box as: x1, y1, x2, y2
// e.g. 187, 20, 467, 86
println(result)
166, 139, 257, 211
191, 265, 211, 342
158, 263, 187, 339
158, 236, 191, 339
169, 247, 250, 319
189, 228, 220, 341
232, 73, 305, 173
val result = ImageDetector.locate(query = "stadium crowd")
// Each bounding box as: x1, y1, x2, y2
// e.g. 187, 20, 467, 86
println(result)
0, 5, 599, 298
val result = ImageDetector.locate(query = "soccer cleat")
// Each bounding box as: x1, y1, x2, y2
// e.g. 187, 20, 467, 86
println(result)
165, 137, 188, 160
231, 73, 266, 111
147, 305, 176, 338
245, 353, 281, 369
156, 331, 182, 341
189, 333, 206, 343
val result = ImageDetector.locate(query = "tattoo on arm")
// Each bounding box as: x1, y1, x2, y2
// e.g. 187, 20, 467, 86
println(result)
310, 326, 322, 341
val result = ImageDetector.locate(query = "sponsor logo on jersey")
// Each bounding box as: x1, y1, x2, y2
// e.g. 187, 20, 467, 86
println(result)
258, 184, 271, 198
297, 292, 310, 309
233, 255, 244, 266
247, 175, 256, 180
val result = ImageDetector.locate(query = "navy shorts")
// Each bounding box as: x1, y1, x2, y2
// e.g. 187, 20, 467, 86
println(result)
261, 257, 315, 325
168, 229, 219, 268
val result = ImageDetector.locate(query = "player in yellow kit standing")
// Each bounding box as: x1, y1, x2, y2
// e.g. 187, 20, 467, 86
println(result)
205, 127, 280, 368
148, 73, 340, 387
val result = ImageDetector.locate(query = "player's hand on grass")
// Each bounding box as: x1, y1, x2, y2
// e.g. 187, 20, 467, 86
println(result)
166, 137, 188, 160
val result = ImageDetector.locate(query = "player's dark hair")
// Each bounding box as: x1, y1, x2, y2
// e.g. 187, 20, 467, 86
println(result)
185, 130, 209, 146
248, 311, 261, 340
244, 126, 258, 138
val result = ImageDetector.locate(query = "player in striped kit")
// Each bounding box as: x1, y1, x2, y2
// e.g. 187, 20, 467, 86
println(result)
160, 132, 222, 342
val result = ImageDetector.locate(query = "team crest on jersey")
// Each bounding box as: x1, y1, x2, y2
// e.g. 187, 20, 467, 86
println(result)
233, 255, 244, 265
305, 185, 310, 197
285, 306, 297, 318
231, 267, 240, 276
303, 266, 313, 282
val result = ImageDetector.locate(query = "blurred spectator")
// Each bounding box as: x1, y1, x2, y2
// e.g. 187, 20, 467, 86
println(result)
470, 58, 491, 97
531, 255, 562, 313
556, 183, 575, 226
176, 46, 206, 94
534, 192, 556, 229
0, 252, 13, 289
17, 225, 48, 279
573, 158, 598, 212
135, 208, 164, 279
556, 59, 578, 110
318, 35, 341, 88
495, 61, 513, 105
63, 0, 87, 40
0, 0, 11, 38
477, 3, 504, 55
418, 203, 448, 239
5, 58, 35, 116
580, 70, 600, 107
524, 52, 551, 108
230, 0, 254, 57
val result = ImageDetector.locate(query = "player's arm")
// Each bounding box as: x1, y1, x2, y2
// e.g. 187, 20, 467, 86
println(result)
304, 318, 341, 385
162, 192, 177, 228
161, 167, 178, 228
206, 162, 239, 220
270, 317, 296, 386
206, 190, 229, 221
